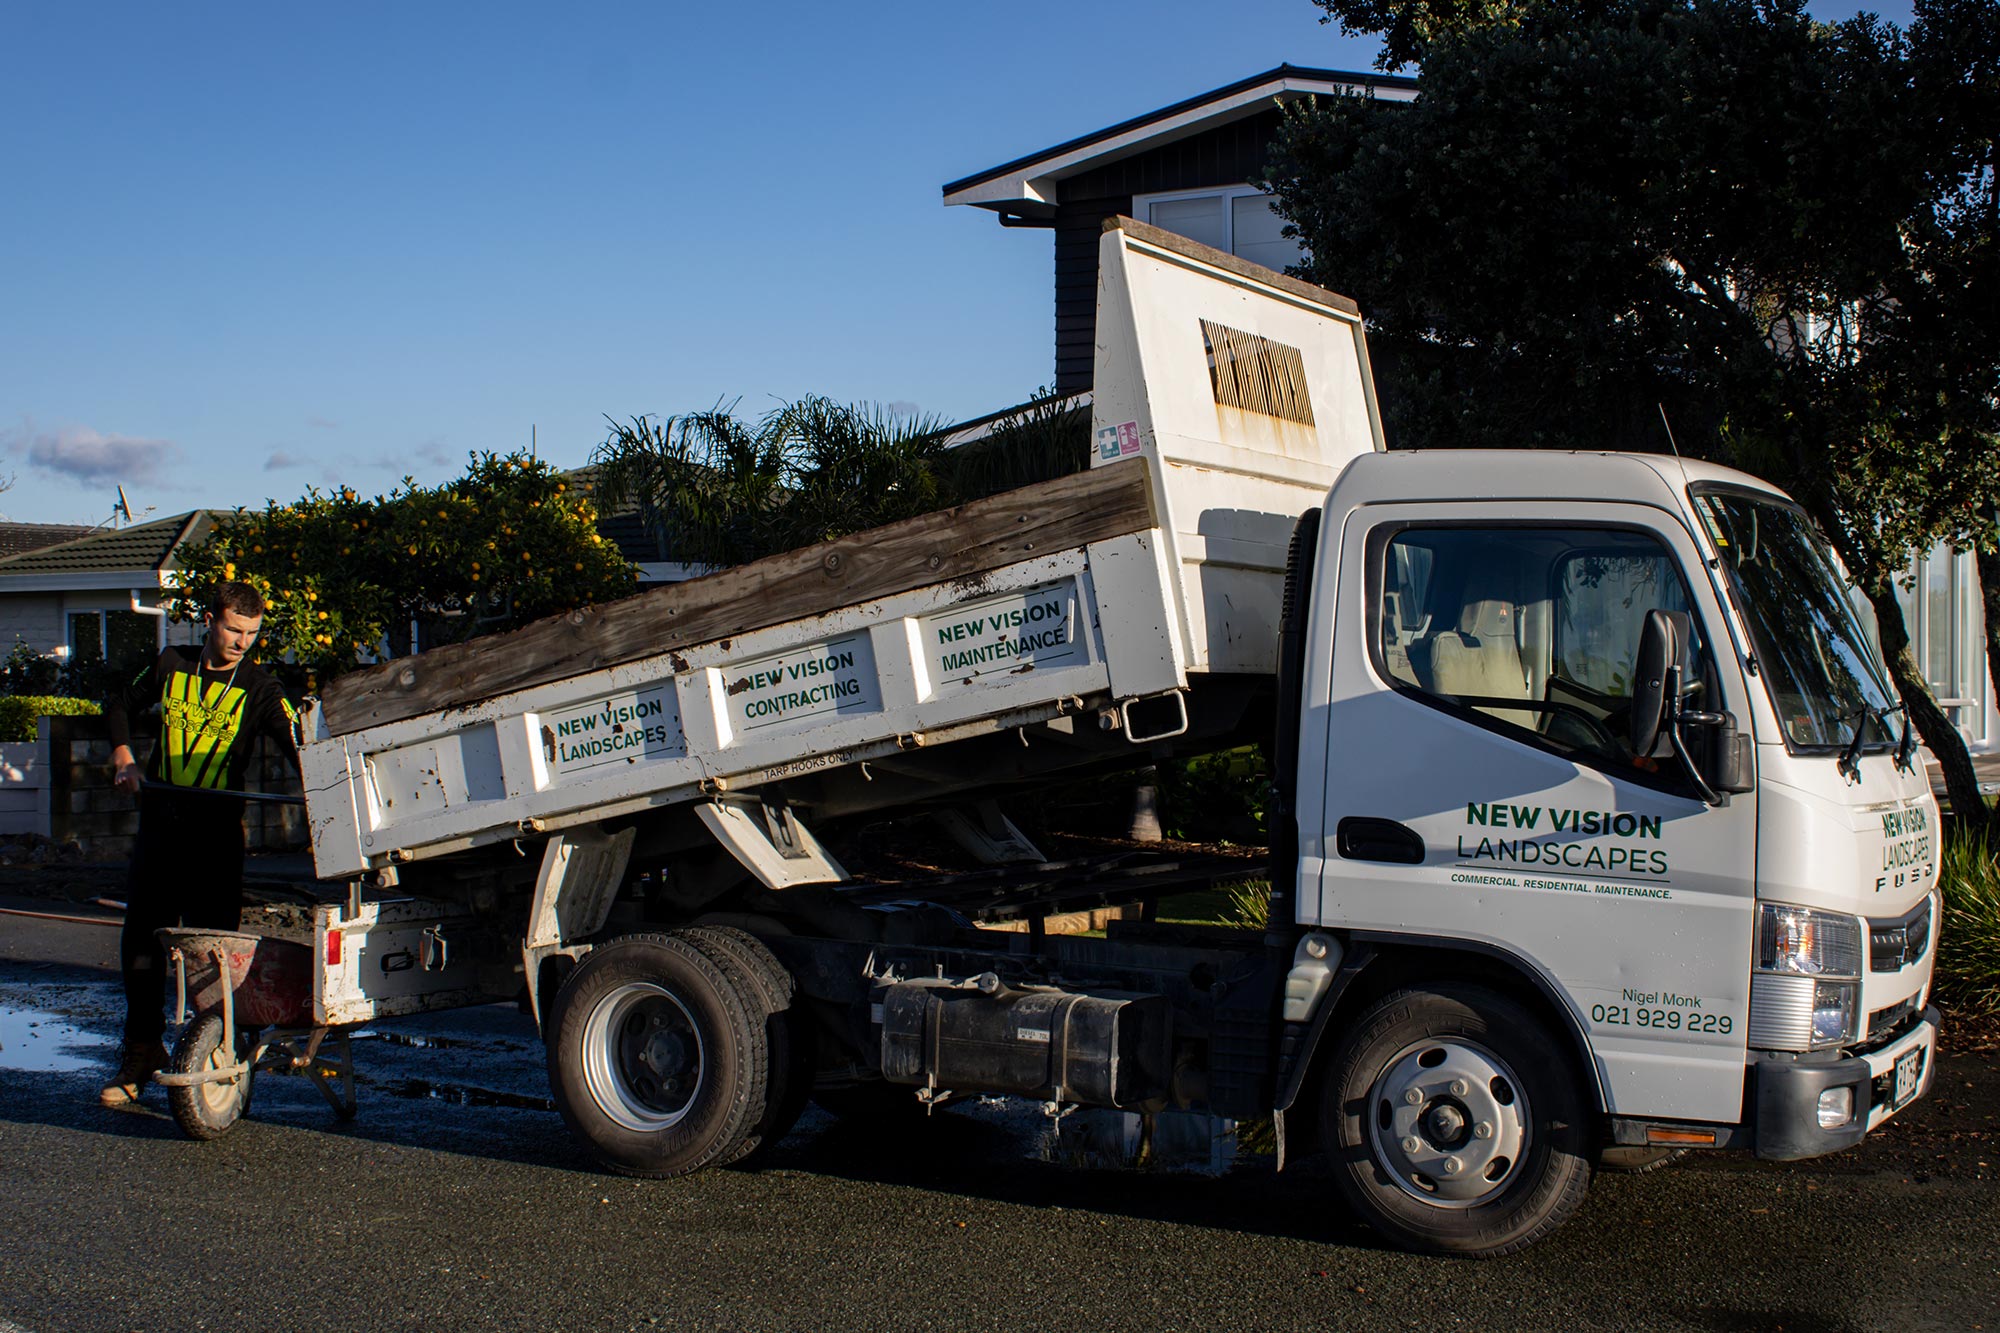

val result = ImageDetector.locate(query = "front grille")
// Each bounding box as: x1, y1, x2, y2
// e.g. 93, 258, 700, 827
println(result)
1867, 993, 1921, 1043
1868, 895, 1933, 973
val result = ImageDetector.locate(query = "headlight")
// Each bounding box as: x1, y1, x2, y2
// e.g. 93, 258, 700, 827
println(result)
1757, 903, 1863, 977
1749, 904, 1863, 1051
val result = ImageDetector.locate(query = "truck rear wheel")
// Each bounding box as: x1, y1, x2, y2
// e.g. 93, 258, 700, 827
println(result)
546, 933, 768, 1178
1320, 984, 1590, 1258
681, 925, 813, 1165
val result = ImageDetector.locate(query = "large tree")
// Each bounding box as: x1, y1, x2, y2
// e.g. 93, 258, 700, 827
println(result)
1270, 0, 2000, 825
174, 451, 635, 685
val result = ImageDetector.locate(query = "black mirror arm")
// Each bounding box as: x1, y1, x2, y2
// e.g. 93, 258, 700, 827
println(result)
1665, 665, 1723, 806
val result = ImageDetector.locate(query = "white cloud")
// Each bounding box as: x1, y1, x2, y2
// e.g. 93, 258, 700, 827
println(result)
266, 450, 345, 487
7, 423, 182, 486
364, 439, 454, 474
307, 415, 339, 430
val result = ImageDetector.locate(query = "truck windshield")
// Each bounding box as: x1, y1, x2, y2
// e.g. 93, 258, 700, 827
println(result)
1691, 490, 1896, 752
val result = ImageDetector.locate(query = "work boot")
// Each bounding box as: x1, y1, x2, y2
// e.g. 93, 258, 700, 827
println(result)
99, 1037, 168, 1109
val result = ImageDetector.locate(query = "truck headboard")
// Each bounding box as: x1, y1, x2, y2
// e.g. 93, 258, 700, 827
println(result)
1089, 216, 1384, 675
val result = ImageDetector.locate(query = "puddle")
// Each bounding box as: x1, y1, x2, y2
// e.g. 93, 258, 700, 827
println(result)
0, 1006, 102, 1073
385, 1078, 555, 1112
1039, 1106, 1253, 1175
350, 1030, 470, 1051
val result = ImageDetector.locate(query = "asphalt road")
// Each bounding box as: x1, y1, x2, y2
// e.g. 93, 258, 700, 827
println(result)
1, 908, 1995, 1333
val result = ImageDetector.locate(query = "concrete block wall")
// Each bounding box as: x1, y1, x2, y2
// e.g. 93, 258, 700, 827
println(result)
46, 717, 309, 861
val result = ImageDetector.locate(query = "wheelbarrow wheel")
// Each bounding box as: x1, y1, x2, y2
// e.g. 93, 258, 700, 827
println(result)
169, 1012, 255, 1141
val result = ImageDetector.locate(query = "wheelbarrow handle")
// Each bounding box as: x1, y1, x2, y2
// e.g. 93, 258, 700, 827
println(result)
140, 778, 304, 806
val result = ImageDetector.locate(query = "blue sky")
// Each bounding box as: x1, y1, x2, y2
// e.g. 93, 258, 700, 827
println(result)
0, 1, 1915, 527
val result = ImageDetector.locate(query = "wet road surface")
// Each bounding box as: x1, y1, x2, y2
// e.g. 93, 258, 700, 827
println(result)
1, 913, 1996, 1333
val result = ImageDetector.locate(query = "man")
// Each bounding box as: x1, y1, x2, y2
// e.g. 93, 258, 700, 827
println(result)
98, 581, 300, 1108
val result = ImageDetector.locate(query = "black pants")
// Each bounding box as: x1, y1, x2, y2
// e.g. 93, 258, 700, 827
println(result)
119, 787, 247, 1045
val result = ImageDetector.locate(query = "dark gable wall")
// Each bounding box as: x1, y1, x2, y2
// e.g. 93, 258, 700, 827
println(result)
1050, 109, 1284, 393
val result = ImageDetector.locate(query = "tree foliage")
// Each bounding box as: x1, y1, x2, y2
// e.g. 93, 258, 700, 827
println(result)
593, 393, 1091, 569
1312, 0, 1556, 71
172, 451, 636, 684
1269, 0, 2000, 824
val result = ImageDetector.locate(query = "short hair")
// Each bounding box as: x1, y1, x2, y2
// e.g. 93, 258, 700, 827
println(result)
208, 581, 266, 621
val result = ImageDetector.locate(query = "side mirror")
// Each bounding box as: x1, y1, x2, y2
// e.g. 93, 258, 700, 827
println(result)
1629, 609, 1688, 757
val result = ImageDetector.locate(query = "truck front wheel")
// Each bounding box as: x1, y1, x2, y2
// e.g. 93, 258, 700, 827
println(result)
546, 934, 768, 1178
1320, 984, 1590, 1258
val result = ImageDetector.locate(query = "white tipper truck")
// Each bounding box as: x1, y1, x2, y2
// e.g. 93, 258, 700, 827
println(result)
279, 217, 1940, 1257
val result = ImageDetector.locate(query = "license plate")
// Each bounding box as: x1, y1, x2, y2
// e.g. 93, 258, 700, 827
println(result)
1891, 1047, 1923, 1110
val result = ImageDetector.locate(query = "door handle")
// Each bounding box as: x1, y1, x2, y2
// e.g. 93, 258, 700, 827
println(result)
1337, 816, 1425, 864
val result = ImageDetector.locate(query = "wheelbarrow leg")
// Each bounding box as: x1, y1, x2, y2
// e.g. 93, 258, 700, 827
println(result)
300, 1026, 358, 1121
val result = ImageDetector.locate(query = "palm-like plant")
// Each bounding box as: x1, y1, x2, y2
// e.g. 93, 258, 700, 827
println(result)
593, 406, 786, 569
763, 396, 952, 550
594, 392, 1089, 570
938, 389, 1092, 500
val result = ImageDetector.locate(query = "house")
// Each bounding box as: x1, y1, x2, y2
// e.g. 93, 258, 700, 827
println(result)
946, 65, 1995, 754
0, 512, 212, 671
944, 65, 1415, 396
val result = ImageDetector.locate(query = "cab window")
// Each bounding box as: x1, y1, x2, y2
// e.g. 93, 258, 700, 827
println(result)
1375, 527, 1705, 774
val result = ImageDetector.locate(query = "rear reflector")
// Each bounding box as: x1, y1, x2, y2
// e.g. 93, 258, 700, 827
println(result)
326, 929, 343, 966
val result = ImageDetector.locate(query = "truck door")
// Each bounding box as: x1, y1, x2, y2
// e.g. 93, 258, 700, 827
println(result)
1307, 502, 1756, 1123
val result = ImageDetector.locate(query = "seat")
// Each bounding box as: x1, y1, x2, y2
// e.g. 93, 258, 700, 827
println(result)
1428, 598, 1536, 729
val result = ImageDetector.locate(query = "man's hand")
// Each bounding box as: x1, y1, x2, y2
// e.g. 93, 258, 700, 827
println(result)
110, 745, 142, 795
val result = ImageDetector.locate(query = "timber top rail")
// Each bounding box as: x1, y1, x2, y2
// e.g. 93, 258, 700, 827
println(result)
317, 458, 1157, 737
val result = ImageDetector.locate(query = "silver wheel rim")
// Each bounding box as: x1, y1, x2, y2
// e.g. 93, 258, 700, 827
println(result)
1365, 1036, 1530, 1208
195, 1032, 243, 1122
581, 981, 704, 1133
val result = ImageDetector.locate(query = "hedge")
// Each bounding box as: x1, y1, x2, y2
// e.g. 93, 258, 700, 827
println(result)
0, 695, 101, 742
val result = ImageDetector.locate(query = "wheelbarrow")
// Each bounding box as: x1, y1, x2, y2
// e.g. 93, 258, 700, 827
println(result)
154, 927, 357, 1140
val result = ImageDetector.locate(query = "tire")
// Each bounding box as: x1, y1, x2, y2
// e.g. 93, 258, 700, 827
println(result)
681, 926, 814, 1165
546, 933, 768, 1178
1598, 1145, 1687, 1175
1319, 985, 1591, 1258
168, 1012, 255, 1141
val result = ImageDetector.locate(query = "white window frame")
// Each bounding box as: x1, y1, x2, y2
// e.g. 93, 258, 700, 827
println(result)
63, 599, 164, 664
1132, 184, 1304, 267
1897, 543, 1989, 748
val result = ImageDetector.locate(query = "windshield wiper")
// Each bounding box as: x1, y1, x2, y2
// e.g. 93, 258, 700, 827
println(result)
1837, 705, 1875, 782
1837, 702, 1914, 781
1879, 700, 1918, 773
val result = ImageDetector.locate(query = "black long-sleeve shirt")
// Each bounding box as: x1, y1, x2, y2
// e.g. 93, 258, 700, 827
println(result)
105, 644, 300, 791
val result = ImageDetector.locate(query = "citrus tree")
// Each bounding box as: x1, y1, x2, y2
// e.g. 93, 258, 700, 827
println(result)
173, 451, 635, 683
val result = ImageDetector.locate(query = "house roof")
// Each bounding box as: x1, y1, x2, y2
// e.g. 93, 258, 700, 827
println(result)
0, 511, 214, 588
942, 64, 1417, 215
0, 523, 94, 559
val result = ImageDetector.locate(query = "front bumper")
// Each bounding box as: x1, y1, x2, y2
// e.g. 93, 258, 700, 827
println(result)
1750, 1006, 1938, 1160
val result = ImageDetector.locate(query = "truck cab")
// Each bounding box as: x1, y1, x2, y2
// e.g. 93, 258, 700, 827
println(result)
1287, 448, 1939, 1251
